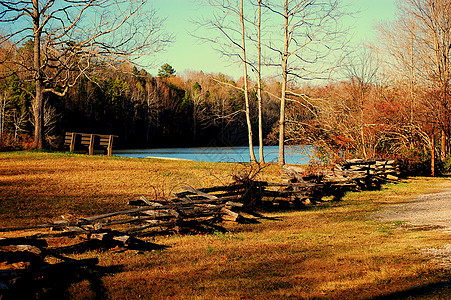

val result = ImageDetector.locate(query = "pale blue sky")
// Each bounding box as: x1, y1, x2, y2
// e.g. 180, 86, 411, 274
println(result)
146, 0, 397, 79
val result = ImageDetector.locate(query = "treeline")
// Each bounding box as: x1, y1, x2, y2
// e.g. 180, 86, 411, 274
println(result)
282, 77, 437, 175
2, 0, 451, 175
0, 52, 447, 175
0, 61, 280, 149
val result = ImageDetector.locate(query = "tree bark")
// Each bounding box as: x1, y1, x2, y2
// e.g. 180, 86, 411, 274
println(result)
240, 0, 256, 163
257, 0, 264, 163
431, 134, 435, 177
32, 0, 44, 149
278, 0, 289, 166
0, 92, 8, 138
33, 81, 44, 149
360, 87, 367, 159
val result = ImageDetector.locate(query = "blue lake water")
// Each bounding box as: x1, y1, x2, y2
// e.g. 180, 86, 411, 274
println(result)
114, 145, 311, 164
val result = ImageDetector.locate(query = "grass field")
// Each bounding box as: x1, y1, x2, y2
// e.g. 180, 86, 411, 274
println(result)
0, 151, 450, 299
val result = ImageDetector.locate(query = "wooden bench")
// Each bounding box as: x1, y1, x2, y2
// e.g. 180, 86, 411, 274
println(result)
64, 132, 118, 156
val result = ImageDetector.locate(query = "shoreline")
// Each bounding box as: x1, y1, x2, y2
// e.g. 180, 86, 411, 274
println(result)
145, 156, 193, 161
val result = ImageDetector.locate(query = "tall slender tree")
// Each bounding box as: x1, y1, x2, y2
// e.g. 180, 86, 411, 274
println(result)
344, 48, 379, 159
240, 0, 257, 162
262, 0, 349, 165
0, 91, 10, 138
195, 0, 257, 162
255, 0, 265, 163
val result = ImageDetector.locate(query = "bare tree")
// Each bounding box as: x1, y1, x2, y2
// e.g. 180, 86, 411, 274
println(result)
249, 0, 265, 163
256, 0, 265, 163
343, 48, 379, 159
0, 0, 171, 149
377, 0, 451, 173
377, 14, 419, 125
12, 109, 28, 141
144, 77, 165, 146
195, 0, 257, 162
239, 0, 257, 162
262, 0, 350, 165
190, 82, 208, 143
29, 98, 60, 142
0, 91, 10, 138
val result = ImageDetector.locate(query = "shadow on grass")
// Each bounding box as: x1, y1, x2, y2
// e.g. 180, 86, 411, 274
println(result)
371, 280, 451, 300
2, 237, 169, 299
135, 221, 231, 237
47, 238, 169, 255
2, 264, 123, 300
1, 239, 169, 299
239, 208, 281, 222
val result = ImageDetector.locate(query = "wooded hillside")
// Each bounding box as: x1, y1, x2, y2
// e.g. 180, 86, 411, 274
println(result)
0, 62, 281, 149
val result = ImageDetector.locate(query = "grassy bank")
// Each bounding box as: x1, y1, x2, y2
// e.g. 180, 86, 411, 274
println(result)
0, 152, 450, 299
0, 151, 280, 227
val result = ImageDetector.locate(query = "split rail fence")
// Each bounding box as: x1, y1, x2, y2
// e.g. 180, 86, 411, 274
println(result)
0, 159, 398, 294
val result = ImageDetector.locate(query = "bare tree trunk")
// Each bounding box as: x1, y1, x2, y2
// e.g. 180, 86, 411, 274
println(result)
257, 0, 264, 163
33, 0, 44, 149
33, 82, 44, 149
193, 102, 197, 143
240, 0, 256, 163
278, 0, 289, 165
409, 29, 416, 125
145, 108, 150, 147
0, 92, 8, 138
13, 110, 27, 140
360, 88, 367, 159
146, 83, 157, 148
431, 133, 435, 176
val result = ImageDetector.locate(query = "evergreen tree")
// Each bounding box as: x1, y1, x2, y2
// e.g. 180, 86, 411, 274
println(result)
158, 64, 176, 79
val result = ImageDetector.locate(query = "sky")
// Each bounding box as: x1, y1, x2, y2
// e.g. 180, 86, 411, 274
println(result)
146, 0, 397, 79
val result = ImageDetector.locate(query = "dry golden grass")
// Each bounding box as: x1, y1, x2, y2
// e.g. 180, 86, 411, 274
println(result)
0, 151, 279, 227
1, 151, 450, 299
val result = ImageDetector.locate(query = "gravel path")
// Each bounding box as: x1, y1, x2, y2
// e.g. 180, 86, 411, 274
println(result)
375, 188, 451, 270
376, 189, 451, 232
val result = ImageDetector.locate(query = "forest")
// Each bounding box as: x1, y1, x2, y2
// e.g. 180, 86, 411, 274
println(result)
1, 0, 451, 174
0, 59, 281, 149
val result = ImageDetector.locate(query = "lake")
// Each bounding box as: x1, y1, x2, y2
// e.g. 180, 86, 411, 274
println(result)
114, 145, 311, 164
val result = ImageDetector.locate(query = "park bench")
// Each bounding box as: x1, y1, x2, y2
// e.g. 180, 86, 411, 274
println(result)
64, 132, 118, 156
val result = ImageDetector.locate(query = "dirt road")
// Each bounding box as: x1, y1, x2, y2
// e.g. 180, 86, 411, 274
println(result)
375, 188, 451, 270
